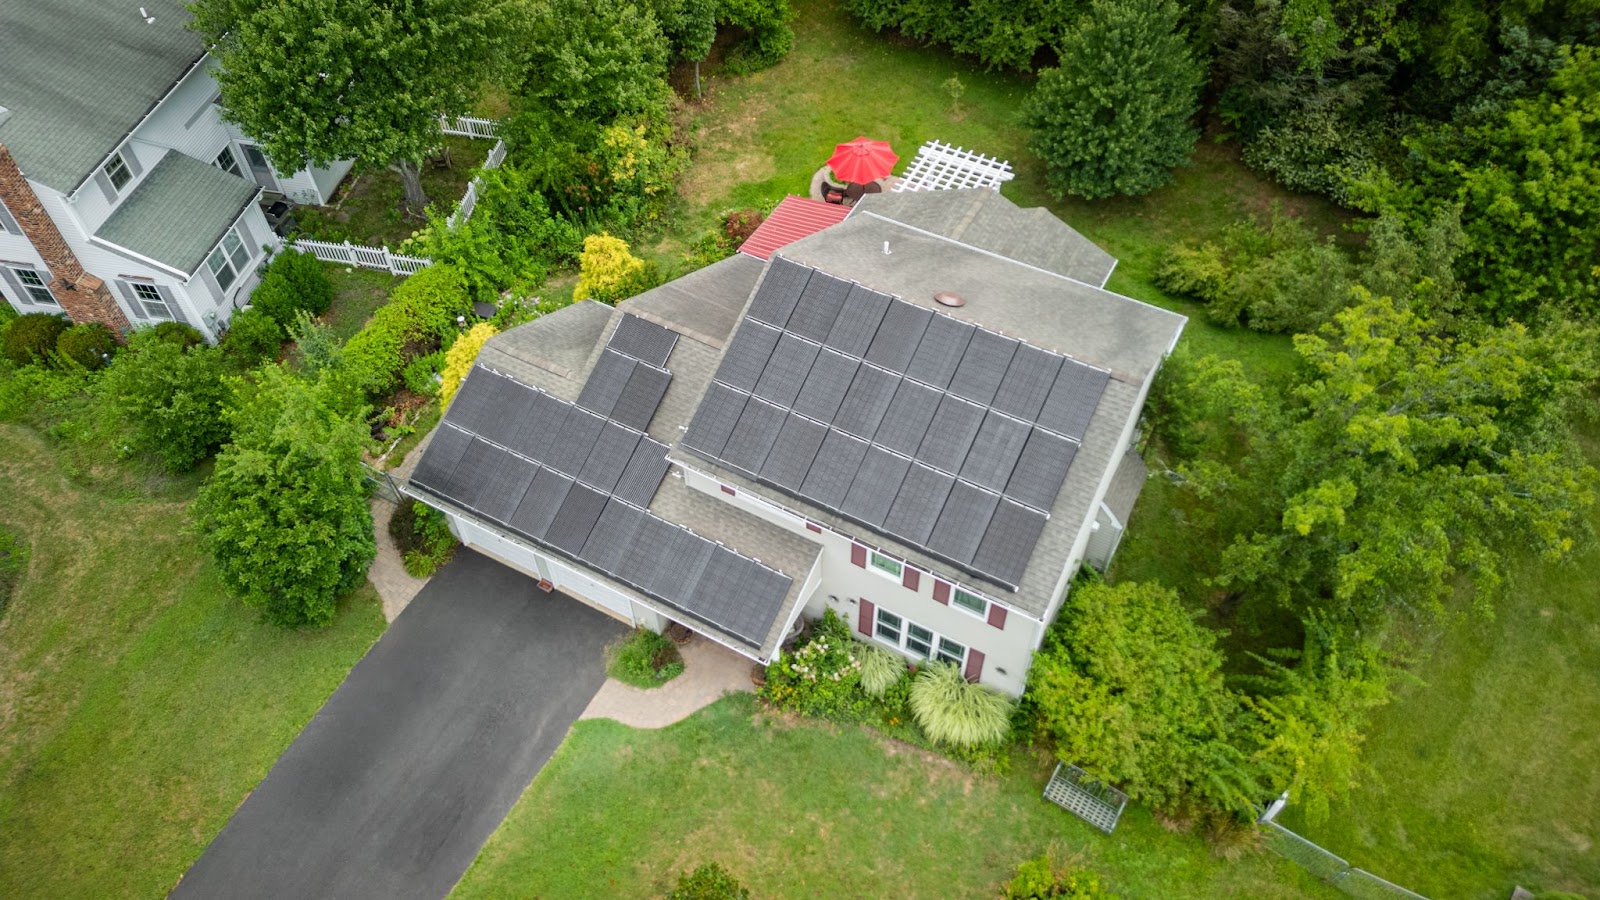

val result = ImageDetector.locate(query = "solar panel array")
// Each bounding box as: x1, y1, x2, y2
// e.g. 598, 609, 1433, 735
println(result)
682, 257, 1111, 589
412, 335, 794, 647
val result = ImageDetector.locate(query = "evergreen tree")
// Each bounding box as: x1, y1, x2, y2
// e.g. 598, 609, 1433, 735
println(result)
1023, 0, 1204, 199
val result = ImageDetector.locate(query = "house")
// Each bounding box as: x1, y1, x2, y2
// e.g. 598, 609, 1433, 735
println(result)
399, 189, 1184, 696
0, 0, 352, 341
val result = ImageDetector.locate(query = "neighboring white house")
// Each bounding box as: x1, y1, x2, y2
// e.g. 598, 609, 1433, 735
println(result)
400, 189, 1185, 697
0, 0, 352, 341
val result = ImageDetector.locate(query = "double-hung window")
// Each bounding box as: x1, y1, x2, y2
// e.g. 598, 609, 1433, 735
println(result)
206, 225, 251, 291
104, 153, 133, 191
873, 607, 966, 668
130, 282, 172, 319
868, 550, 903, 580
214, 146, 242, 177
11, 267, 56, 305
953, 588, 987, 617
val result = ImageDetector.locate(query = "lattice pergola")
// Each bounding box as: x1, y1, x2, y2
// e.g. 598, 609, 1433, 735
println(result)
1043, 763, 1129, 834
893, 140, 1015, 192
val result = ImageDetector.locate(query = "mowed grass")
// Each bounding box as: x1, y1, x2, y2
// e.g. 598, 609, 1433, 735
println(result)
0, 424, 385, 898
321, 264, 402, 343
453, 694, 1334, 899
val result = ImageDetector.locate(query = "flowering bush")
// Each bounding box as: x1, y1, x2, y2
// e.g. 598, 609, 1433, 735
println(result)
760, 610, 873, 719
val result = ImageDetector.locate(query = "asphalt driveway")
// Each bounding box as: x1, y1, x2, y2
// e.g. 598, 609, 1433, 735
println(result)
173, 549, 626, 900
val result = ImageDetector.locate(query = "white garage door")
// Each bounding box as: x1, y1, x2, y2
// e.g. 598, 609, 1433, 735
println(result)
452, 515, 635, 622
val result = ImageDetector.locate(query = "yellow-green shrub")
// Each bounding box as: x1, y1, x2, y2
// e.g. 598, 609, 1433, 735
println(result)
572, 233, 656, 304
439, 322, 497, 408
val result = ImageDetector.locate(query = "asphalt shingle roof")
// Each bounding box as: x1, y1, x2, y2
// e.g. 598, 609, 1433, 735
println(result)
95, 151, 258, 273
0, 0, 204, 193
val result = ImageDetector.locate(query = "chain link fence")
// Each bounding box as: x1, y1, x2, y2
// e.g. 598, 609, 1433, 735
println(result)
1259, 799, 1428, 899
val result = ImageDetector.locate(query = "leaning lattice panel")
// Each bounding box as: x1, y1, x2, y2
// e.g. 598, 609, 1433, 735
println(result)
894, 140, 1016, 193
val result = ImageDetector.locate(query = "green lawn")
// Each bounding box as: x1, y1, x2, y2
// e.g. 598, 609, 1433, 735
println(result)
0, 424, 385, 898
297, 134, 489, 248
322, 264, 403, 343
453, 694, 1334, 899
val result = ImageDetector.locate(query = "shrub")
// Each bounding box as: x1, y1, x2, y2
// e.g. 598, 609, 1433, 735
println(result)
608, 628, 685, 687
55, 323, 118, 370
722, 208, 764, 249
339, 264, 472, 398
402, 350, 445, 397
0, 525, 28, 620
573, 233, 657, 304
909, 660, 1012, 749
668, 862, 750, 900
2, 313, 68, 366
1002, 853, 1115, 899
718, 0, 794, 74
388, 500, 458, 578
99, 329, 230, 471
439, 322, 496, 408
760, 610, 869, 719
1154, 243, 1229, 304
220, 306, 284, 366
249, 248, 335, 329
151, 320, 204, 348
858, 643, 906, 698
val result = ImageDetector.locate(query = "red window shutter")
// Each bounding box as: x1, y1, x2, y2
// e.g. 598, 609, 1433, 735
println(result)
964, 649, 985, 682
720, 484, 737, 496
805, 521, 822, 534
902, 567, 920, 592
858, 599, 875, 636
850, 544, 867, 568
932, 580, 951, 605
987, 604, 1008, 630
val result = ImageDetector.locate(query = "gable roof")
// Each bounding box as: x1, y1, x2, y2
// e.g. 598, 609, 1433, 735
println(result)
0, 0, 204, 193
738, 196, 850, 261
853, 189, 1118, 288
95, 152, 258, 274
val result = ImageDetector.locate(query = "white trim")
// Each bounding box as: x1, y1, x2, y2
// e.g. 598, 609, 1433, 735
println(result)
871, 605, 967, 669
88, 236, 192, 280
867, 549, 903, 581
950, 585, 990, 620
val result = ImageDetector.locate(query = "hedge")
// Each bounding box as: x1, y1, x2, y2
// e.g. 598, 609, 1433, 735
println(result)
340, 264, 472, 398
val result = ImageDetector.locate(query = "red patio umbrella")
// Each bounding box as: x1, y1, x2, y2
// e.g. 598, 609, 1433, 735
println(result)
827, 136, 898, 184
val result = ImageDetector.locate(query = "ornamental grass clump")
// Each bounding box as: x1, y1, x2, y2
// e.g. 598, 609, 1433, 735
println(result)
859, 643, 906, 698
909, 661, 1012, 749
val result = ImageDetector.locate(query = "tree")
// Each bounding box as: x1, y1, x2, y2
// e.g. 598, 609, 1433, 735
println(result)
99, 329, 230, 471
514, 0, 670, 125
1026, 579, 1256, 815
1172, 293, 1598, 627
654, 0, 718, 97
190, 0, 506, 213
1023, 0, 1204, 199
193, 366, 375, 627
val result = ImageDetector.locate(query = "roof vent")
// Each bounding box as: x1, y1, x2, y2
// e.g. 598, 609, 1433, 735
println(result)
934, 291, 966, 308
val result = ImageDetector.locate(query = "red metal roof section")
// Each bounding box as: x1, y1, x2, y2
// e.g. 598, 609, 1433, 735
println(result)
738, 195, 851, 261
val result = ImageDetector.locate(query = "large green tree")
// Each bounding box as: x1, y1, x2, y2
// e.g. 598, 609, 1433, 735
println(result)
1022, 0, 1204, 199
1165, 293, 1598, 627
194, 366, 375, 627
190, 0, 506, 212
514, 0, 670, 125
99, 329, 230, 472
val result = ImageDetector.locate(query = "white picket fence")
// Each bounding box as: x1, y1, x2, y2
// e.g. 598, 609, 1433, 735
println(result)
300, 132, 507, 276
438, 115, 499, 139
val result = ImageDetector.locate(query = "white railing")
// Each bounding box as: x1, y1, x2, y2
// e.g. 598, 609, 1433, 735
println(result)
438, 115, 499, 139
445, 138, 506, 229
296, 239, 432, 276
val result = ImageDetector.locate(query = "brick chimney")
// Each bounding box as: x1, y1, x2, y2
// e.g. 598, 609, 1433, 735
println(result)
0, 144, 131, 335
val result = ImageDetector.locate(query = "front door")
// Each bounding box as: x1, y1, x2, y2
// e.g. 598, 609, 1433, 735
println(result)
239, 143, 278, 191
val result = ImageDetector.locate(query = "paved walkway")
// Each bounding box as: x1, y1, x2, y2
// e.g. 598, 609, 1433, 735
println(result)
174, 550, 625, 900
368, 498, 429, 622
581, 636, 755, 729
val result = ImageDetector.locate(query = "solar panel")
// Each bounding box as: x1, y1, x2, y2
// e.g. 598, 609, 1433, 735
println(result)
607, 313, 677, 367
874, 378, 942, 455
864, 300, 933, 371
505, 389, 569, 464
786, 271, 852, 342
832, 364, 900, 439
926, 480, 1001, 564
1005, 428, 1078, 511
507, 467, 573, 541
751, 333, 821, 408
473, 378, 539, 449
823, 284, 892, 358
613, 515, 681, 592
881, 463, 955, 546
444, 368, 511, 436
545, 482, 609, 555
746, 256, 811, 326
1038, 361, 1111, 440
841, 445, 912, 526
685, 551, 758, 637
411, 424, 473, 495
611, 363, 672, 431
959, 411, 1033, 493
759, 414, 828, 491
442, 438, 508, 513
971, 500, 1049, 588
576, 349, 637, 419
905, 314, 975, 389
798, 428, 871, 508
792, 349, 860, 423
578, 499, 647, 575
716, 321, 783, 392
991, 343, 1064, 422
681, 382, 749, 459
719, 396, 787, 474
728, 565, 792, 642
544, 409, 607, 476
947, 329, 1018, 407
474, 445, 540, 524
645, 528, 716, 602
613, 437, 671, 506
916, 394, 985, 473
577, 421, 642, 494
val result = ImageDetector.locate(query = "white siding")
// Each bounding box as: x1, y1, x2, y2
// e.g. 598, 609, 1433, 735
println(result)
307, 160, 354, 204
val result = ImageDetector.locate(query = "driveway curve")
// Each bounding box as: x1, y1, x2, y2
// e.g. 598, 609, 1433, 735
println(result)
173, 549, 625, 900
